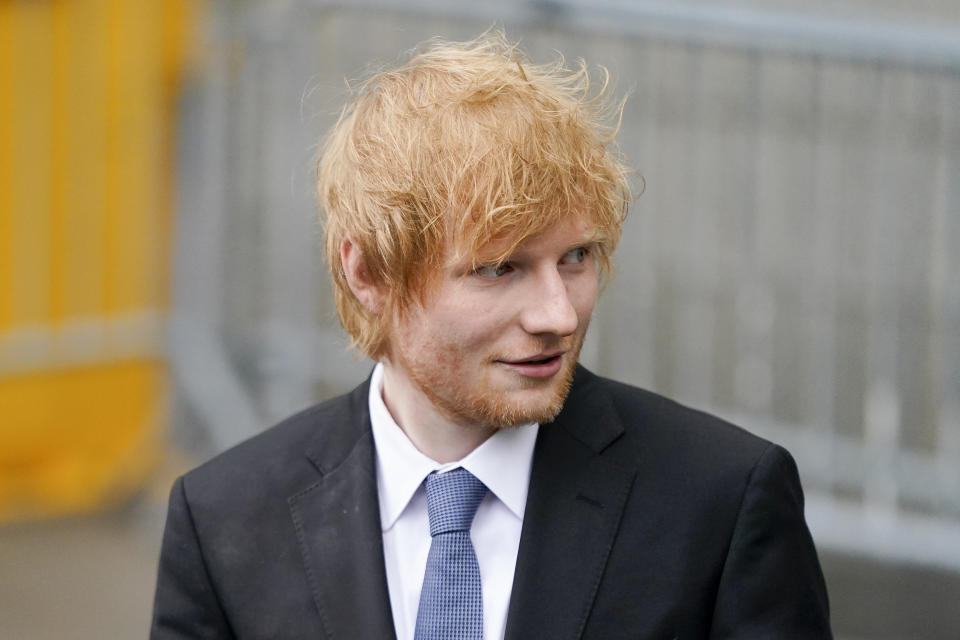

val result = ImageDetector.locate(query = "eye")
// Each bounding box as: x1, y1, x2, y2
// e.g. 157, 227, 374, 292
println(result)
473, 262, 513, 278
561, 247, 589, 264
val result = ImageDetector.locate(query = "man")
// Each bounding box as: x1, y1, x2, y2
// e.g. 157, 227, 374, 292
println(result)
152, 32, 831, 639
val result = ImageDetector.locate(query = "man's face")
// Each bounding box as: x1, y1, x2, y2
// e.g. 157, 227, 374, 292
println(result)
385, 216, 600, 429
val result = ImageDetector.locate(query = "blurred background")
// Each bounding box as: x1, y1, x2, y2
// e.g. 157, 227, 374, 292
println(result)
1, 0, 958, 637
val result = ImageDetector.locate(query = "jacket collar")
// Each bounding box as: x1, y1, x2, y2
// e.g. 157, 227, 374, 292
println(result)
505, 365, 636, 640
288, 377, 398, 639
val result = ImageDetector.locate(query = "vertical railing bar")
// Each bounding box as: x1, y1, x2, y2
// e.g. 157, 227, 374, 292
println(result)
861, 61, 902, 512
932, 77, 960, 517
805, 54, 840, 489
733, 49, 774, 415
253, 2, 325, 423
608, 36, 661, 389
168, 0, 261, 452
673, 39, 715, 407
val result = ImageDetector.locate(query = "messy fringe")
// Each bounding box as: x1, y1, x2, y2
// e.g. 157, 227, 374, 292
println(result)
317, 29, 632, 358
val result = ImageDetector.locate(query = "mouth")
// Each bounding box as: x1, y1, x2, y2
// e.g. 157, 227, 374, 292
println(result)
496, 351, 566, 378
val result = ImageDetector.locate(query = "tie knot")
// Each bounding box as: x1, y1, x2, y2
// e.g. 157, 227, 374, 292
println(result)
424, 467, 487, 536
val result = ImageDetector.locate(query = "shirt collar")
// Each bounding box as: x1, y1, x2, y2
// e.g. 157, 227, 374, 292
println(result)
368, 362, 539, 531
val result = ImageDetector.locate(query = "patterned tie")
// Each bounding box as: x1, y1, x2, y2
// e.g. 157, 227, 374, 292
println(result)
414, 467, 488, 640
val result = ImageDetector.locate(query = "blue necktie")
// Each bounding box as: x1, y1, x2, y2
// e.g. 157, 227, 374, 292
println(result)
414, 467, 488, 640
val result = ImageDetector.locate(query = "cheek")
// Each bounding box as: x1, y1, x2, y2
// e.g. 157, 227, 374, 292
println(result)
449, 309, 502, 348
417, 302, 496, 349
571, 278, 599, 320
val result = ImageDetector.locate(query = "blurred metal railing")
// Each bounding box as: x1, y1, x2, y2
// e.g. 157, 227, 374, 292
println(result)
172, 0, 960, 569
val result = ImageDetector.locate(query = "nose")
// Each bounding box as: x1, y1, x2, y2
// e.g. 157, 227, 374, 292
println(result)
519, 268, 579, 337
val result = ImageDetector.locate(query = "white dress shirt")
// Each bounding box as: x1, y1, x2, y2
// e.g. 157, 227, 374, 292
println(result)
368, 363, 539, 640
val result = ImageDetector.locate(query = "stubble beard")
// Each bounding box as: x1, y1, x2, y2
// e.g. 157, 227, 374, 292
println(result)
398, 328, 587, 431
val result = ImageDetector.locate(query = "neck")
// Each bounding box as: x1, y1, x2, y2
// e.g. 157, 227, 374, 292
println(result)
380, 361, 496, 464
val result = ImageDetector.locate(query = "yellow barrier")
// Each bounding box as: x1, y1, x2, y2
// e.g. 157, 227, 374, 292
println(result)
0, 0, 194, 521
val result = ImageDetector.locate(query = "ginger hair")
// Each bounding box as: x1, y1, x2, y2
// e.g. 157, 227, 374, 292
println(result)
317, 30, 631, 358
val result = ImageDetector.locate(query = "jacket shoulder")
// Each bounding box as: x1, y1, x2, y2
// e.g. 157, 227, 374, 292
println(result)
179, 378, 371, 509
569, 366, 776, 473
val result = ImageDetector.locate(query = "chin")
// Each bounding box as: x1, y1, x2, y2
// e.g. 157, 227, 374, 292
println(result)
470, 368, 575, 429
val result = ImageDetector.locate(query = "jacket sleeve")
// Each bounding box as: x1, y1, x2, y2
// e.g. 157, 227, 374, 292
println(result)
710, 444, 832, 639
151, 476, 235, 639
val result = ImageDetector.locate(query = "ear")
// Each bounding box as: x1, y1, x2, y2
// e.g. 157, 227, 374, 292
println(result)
341, 239, 386, 315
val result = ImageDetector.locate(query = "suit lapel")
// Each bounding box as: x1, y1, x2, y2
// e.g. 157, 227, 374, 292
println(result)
288, 380, 397, 640
504, 367, 636, 640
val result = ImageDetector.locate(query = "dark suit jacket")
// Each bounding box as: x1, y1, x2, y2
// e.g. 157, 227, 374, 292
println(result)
151, 366, 831, 639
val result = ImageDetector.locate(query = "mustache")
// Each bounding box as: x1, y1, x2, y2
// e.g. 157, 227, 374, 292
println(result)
492, 335, 580, 362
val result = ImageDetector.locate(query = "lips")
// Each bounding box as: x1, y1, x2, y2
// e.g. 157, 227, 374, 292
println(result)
497, 351, 566, 378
